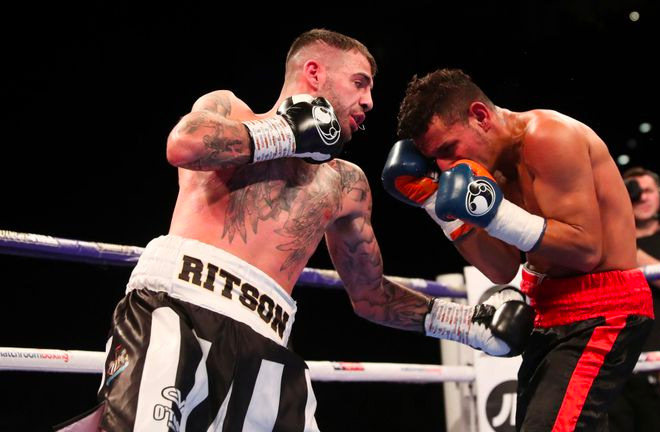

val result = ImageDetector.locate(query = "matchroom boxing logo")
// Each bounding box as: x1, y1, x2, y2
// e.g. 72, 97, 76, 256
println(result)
485, 379, 517, 432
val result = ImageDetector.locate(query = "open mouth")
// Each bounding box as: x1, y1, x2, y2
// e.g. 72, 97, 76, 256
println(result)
351, 114, 365, 132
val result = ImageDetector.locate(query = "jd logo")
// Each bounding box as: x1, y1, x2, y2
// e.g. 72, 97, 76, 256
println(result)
485, 380, 517, 431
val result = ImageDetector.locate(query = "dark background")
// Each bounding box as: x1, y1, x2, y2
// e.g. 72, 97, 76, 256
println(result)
1, 1, 658, 430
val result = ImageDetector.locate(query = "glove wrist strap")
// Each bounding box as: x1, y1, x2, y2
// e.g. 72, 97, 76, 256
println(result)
485, 199, 547, 252
424, 299, 471, 344
243, 116, 296, 163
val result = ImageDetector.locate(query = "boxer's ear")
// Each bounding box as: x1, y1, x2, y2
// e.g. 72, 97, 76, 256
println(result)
469, 102, 491, 132
302, 60, 323, 91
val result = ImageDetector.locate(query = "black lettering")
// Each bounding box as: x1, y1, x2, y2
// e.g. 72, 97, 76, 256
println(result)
219, 269, 241, 300
257, 294, 274, 323
178, 255, 203, 286
239, 283, 259, 311
270, 305, 289, 339
202, 263, 219, 291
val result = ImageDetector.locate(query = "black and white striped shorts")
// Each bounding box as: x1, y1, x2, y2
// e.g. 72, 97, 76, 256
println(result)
98, 288, 320, 432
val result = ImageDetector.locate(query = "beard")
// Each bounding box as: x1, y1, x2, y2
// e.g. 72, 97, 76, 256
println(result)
318, 82, 353, 143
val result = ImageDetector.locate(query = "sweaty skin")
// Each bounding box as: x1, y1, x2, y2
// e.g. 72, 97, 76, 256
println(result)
418, 108, 637, 281
168, 82, 430, 332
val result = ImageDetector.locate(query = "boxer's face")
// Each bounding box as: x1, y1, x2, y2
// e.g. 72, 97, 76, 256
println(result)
632, 174, 660, 221
318, 50, 373, 143
416, 114, 491, 171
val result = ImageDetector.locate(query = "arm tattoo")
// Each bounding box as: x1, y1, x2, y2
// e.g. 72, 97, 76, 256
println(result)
197, 92, 232, 118
336, 162, 369, 202
366, 278, 430, 331
331, 219, 428, 330
179, 100, 250, 170
213, 94, 232, 117
197, 122, 249, 169
330, 163, 429, 331
334, 216, 383, 287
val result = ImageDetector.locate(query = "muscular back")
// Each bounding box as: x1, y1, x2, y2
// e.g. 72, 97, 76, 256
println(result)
168, 91, 372, 292
515, 110, 637, 276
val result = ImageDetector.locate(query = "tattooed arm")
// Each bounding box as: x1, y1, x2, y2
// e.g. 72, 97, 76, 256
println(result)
325, 161, 430, 332
166, 90, 252, 170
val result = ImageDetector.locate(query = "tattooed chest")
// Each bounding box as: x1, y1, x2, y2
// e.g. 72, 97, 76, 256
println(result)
221, 173, 340, 241
218, 173, 340, 277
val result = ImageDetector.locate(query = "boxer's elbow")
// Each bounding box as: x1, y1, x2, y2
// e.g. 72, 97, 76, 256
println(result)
464, 248, 520, 284
350, 298, 385, 326
166, 130, 195, 167
564, 228, 603, 272
166, 110, 211, 167
483, 265, 519, 285
352, 304, 371, 322
541, 239, 602, 274
573, 243, 603, 273
351, 300, 375, 321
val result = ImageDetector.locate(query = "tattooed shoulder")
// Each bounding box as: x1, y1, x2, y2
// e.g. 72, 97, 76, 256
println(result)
194, 90, 235, 118
332, 159, 370, 202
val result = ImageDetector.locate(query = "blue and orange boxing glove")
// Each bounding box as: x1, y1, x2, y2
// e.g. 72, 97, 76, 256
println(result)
381, 140, 473, 241
434, 159, 547, 252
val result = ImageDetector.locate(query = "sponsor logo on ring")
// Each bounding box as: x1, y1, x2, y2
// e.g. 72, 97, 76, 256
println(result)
486, 379, 517, 431
331, 361, 365, 371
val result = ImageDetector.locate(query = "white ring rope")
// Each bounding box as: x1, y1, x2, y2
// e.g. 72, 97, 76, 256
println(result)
2, 230, 659, 384
0, 347, 476, 383
1, 347, 658, 380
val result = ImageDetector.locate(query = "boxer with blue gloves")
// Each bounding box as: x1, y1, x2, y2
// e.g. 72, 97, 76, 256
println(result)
383, 139, 535, 357
434, 158, 546, 252
383, 139, 546, 252
393, 68, 653, 432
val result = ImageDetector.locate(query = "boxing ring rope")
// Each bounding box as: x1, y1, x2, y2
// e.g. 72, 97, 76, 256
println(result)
2, 346, 658, 380
0, 230, 465, 298
0, 347, 477, 383
1, 229, 659, 383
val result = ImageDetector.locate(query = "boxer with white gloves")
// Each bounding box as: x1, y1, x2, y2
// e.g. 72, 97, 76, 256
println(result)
243, 94, 343, 163
59, 29, 381, 432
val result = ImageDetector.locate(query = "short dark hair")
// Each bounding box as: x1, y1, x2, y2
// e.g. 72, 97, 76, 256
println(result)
397, 68, 493, 139
286, 28, 377, 76
623, 166, 660, 187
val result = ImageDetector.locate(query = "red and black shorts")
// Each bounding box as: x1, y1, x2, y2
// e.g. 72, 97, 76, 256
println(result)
517, 267, 654, 431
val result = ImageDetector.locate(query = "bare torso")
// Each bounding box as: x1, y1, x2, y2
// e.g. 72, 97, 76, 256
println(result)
168, 100, 368, 293
501, 110, 637, 277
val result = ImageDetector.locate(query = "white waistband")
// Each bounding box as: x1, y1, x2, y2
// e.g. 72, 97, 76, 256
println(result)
127, 235, 296, 346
